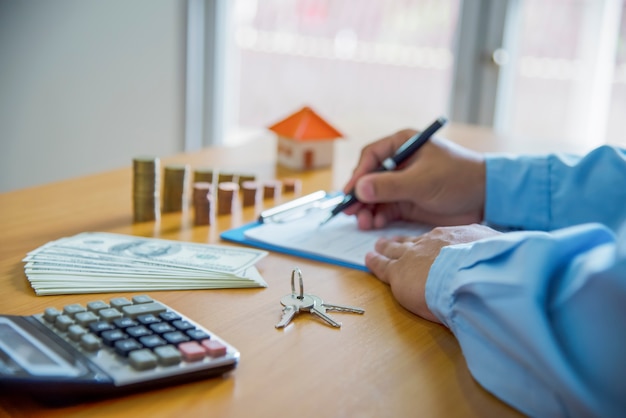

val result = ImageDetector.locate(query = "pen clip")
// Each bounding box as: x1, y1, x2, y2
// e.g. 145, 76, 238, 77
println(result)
258, 190, 329, 224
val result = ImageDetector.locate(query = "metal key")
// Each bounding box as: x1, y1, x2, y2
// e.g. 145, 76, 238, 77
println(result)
304, 294, 365, 328
309, 302, 342, 328
309, 295, 365, 315
275, 294, 315, 328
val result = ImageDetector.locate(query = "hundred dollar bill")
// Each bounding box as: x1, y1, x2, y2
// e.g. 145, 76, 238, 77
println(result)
25, 232, 267, 275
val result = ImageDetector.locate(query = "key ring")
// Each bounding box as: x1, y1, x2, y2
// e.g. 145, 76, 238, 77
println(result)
290, 267, 304, 300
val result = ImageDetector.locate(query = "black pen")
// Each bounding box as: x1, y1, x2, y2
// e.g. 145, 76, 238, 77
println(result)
319, 116, 448, 226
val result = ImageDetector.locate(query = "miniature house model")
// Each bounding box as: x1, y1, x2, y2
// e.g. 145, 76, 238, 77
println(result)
268, 106, 343, 171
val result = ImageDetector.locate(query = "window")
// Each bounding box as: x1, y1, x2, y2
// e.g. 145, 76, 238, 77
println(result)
232, 0, 460, 144
200, 0, 626, 151
508, 0, 626, 149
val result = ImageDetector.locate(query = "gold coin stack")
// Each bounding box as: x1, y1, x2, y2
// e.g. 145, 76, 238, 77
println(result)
162, 164, 190, 213
193, 182, 213, 225
282, 178, 302, 194
132, 156, 160, 222
263, 180, 282, 200
241, 181, 260, 207
217, 182, 240, 215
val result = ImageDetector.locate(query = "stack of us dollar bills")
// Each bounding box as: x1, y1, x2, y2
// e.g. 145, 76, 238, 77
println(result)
23, 232, 268, 295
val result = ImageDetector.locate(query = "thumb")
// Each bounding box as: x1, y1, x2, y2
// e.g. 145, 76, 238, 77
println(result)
354, 170, 419, 204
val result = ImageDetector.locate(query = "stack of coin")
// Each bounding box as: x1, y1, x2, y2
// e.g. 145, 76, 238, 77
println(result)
282, 178, 302, 194
217, 182, 240, 215
132, 156, 160, 222
162, 164, 189, 213
241, 181, 260, 207
263, 180, 282, 200
193, 182, 213, 225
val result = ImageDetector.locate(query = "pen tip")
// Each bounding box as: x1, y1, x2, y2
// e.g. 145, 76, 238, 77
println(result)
318, 213, 332, 227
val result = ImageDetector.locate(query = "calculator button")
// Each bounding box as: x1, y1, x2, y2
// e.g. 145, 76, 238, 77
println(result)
114, 339, 143, 357
74, 311, 99, 327
109, 297, 133, 309
162, 331, 190, 345
126, 325, 152, 339
80, 333, 102, 352
139, 334, 167, 349
129, 349, 158, 371
55, 314, 74, 331
186, 329, 210, 341
43, 307, 61, 323
159, 311, 181, 322
201, 340, 227, 357
86, 300, 109, 312
100, 329, 128, 347
178, 342, 207, 362
149, 322, 175, 334
154, 345, 182, 366
89, 321, 115, 335
63, 304, 86, 317
132, 295, 153, 304
122, 302, 167, 319
68, 324, 87, 341
137, 314, 161, 325
98, 308, 123, 322
172, 320, 194, 331
113, 317, 138, 329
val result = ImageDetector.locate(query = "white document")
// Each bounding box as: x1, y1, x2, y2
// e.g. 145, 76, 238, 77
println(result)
244, 209, 431, 268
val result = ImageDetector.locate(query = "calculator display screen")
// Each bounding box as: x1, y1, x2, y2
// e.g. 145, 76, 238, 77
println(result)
0, 318, 80, 377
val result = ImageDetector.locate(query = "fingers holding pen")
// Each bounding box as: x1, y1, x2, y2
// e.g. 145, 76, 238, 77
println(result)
343, 129, 418, 195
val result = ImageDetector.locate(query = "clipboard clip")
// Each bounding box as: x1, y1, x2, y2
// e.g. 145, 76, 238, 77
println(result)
258, 190, 344, 224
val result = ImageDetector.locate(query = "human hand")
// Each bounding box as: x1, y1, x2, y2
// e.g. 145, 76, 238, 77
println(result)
366, 224, 501, 323
343, 129, 486, 230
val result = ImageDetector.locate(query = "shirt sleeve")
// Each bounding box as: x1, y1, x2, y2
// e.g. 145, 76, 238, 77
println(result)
484, 145, 626, 232
425, 223, 626, 417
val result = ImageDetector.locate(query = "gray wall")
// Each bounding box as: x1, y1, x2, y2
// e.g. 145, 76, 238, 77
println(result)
0, 0, 187, 193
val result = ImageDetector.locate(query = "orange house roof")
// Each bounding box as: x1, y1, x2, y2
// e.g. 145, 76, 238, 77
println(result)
268, 106, 343, 141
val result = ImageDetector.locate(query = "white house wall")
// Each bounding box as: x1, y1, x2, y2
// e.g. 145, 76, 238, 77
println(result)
277, 137, 335, 170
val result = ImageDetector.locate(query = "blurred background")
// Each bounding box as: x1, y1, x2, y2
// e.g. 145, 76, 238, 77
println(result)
1, 0, 626, 193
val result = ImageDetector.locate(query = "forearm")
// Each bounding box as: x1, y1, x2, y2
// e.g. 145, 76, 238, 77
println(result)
425, 223, 626, 417
484, 145, 626, 231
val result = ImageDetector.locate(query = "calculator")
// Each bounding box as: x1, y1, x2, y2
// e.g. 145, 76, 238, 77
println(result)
0, 295, 239, 402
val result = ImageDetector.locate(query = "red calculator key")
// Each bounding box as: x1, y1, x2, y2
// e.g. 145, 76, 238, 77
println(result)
201, 339, 227, 357
178, 341, 206, 362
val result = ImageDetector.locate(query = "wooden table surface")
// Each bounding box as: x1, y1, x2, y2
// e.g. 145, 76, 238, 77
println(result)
0, 123, 548, 418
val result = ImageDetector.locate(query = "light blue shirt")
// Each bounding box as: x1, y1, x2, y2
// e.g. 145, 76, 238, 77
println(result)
426, 145, 626, 417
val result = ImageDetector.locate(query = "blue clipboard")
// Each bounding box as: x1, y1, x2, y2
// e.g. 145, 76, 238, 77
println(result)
220, 191, 369, 272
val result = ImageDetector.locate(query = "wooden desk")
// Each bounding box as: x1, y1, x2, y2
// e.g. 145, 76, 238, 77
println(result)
0, 124, 540, 417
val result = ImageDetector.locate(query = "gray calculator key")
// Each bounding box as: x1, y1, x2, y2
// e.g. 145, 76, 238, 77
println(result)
74, 311, 99, 327
43, 307, 61, 323
121, 302, 167, 319
132, 295, 153, 304
129, 349, 158, 371
68, 324, 87, 341
86, 300, 109, 312
80, 333, 102, 352
109, 297, 132, 309
99, 308, 123, 321
154, 345, 182, 366
63, 304, 86, 317
55, 314, 74, 331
